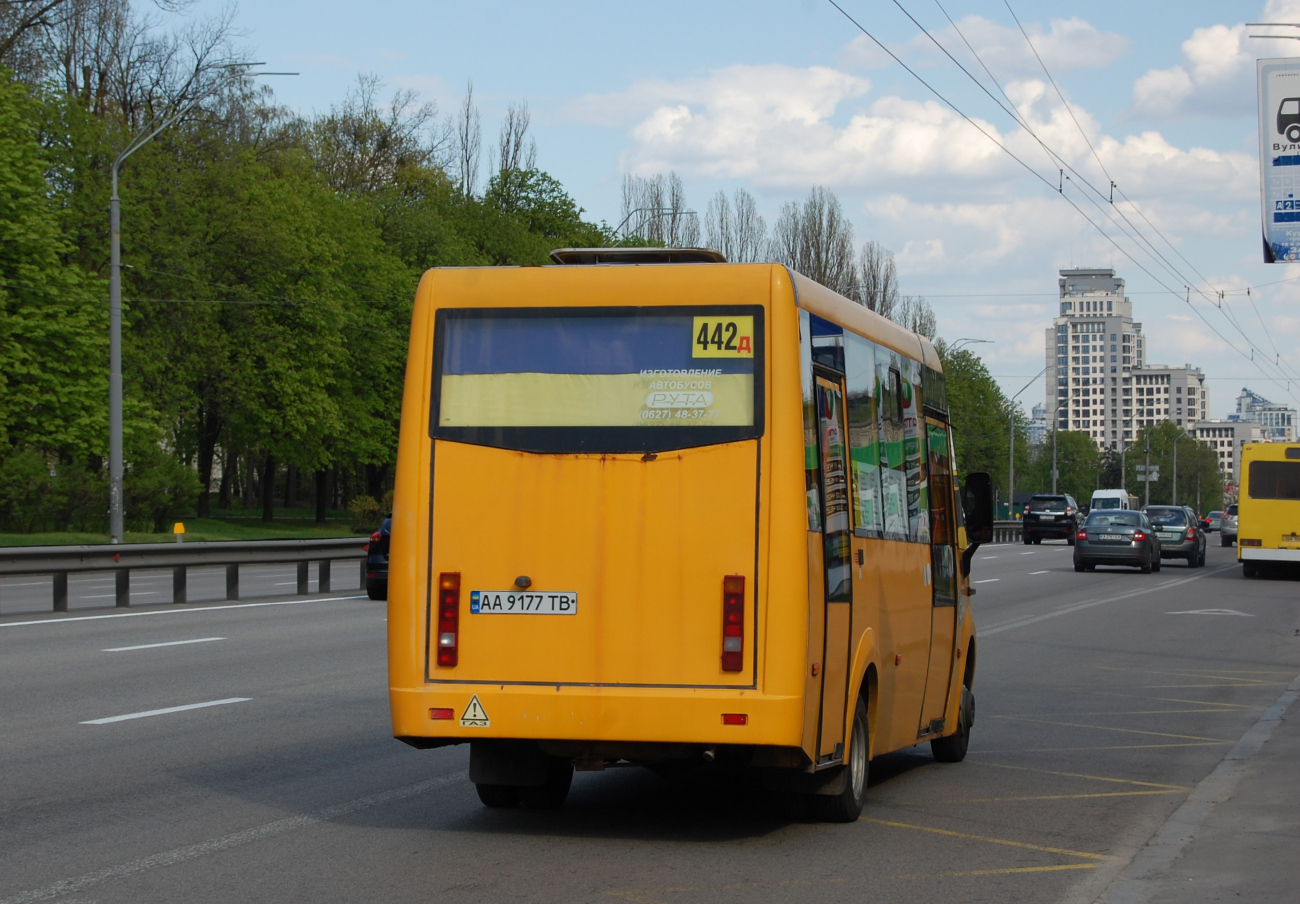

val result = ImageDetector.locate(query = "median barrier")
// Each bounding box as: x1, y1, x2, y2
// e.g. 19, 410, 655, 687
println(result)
0, 538, 369, 612
990, 521, 1022, 545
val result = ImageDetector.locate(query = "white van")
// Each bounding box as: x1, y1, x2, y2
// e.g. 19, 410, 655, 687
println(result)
1090, 488, 1137, 511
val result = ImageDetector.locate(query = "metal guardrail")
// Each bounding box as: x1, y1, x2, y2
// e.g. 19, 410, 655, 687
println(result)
0, 537, 370, 612
990, 521, 1022, 544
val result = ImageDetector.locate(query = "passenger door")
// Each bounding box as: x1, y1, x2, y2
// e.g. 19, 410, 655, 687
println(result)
814, 373, 853, 761
919, 419, 959, 735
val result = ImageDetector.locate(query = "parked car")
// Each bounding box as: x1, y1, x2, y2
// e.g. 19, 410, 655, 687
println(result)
1203, 510, 1224, 532
1220, 503, 1238, 547
365, 516, 391, 600
1022, 493, 1082, 545
1074, 510, 1162, 573
1142, 505, 1206, 567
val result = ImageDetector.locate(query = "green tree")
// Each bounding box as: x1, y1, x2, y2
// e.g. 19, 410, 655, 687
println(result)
1129, 423, 1222, 513
1023, 430, 1100, 501
936, 343, 1024, 505
0, 73, 106, 459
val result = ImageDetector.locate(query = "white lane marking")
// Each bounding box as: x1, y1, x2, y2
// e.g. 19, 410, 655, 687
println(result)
980, 556, 1000, 560
102, 637, 226, 652
1029, 570, 1050, 575
81, 697, 250, 725
974, 578, 1000, 584
0, 595, 366, 629
0, 774, 464, 904
1167, 609, 1254, 617
274, 581, 318, 587
1099, 673, 1300, 903
982, 564, 1235, 637
1020, 551, 1036, 555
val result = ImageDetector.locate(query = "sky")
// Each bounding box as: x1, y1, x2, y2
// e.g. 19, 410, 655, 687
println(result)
183, 0, 1300, 417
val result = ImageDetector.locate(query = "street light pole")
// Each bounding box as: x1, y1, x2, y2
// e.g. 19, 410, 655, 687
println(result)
1008, 366, 1048, 520
106, 63, 288, 542
1144, 432, 1151, 507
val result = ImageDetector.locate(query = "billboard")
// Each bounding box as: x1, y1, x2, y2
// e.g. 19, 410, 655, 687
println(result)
1258, 58, 1300, 262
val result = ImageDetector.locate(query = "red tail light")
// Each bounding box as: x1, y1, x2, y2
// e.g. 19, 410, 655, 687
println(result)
370, 530, 382, 543
1134, 530, 1146, 541
721, 575, 745, 672
436, 572, 460, 667
1076, 530, 1087, 540
1185, 528, 1196, 540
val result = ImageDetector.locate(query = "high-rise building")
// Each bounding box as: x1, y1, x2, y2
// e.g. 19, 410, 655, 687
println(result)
1189, 419, 1264, 485
1232, 388, 1296, 442
1028, 402, 1048, 446
1131, 364, 1208, 429
1045, 268, 1145, 450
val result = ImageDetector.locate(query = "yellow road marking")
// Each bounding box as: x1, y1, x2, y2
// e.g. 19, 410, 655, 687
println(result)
949, 790, 1183, 803
893, 863, 1097, 878
971, 742, 1225, 752
1156, 697, 1252, 708
606, 864, 1098, 900
993, 715, 1231, 742
862, 818, 1110, 860
977, 762, 1188, 790
1076, 708, 1242, 715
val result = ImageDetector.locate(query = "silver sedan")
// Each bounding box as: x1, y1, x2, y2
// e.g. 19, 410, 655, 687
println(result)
1073, 510, 1162, 573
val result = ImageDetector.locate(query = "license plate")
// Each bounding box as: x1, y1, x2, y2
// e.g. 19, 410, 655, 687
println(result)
1099, 533, 1124, 541
470, 590, 577, 615
1159, 532, 1179, 541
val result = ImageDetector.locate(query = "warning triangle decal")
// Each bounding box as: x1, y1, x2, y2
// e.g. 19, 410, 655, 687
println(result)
460, 695, 490, 727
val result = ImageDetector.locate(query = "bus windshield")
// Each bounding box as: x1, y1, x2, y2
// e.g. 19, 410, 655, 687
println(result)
1092, 496, 1122, 509
431, 306, 764, 454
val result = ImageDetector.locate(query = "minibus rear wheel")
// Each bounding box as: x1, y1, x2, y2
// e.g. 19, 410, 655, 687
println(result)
519, 756, 574, 809
475, 784, 520, 808
816, 696, 869, 823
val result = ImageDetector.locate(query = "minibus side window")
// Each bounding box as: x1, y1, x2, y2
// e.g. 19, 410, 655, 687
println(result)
879, 355, 910, 541
845, 333, 883, 537
903, 357, 929, 544
800, 310, 821, 531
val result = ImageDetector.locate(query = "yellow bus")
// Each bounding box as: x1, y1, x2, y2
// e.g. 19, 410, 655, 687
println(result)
1237, 442, 1300, 577
387, 248, 994, 821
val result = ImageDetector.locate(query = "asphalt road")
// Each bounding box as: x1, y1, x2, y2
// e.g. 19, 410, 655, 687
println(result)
2, 540, 1297, 904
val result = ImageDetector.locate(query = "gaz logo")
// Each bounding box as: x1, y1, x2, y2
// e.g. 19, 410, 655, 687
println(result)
692, 316, 753, 358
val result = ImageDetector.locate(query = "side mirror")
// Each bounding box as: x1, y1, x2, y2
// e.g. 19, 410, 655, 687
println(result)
959, 472, 994, 579
962, 472, 994, 544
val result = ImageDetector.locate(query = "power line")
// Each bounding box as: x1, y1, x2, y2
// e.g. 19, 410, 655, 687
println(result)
825, 0, 1300, 407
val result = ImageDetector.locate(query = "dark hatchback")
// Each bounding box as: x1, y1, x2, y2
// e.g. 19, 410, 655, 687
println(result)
1074, 510, 1162, 573
365, 516, 391, 600
1023, 494, 1081, 544
1142, 505, 1206, 567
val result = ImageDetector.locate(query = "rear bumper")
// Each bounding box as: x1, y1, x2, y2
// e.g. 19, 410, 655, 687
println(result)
1074, 544, 1147, 565
1025, 519, 1073, 537
1239, 547, 1300, 562
1159, 540, 1198, 558
391, 684, 805, 750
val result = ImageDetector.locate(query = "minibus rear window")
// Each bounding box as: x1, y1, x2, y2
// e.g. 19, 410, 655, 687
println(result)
1249, 461, 1300, 500
431, 306, 765, 454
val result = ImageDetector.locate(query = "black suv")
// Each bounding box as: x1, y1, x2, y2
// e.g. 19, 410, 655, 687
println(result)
1023, 494, 1082, 545
365, 516, 391, 600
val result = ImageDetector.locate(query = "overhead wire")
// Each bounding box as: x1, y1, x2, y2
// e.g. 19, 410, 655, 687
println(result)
996, 0, 1300, 392
824, 0, 1293, 403
869, 0, 1300, 401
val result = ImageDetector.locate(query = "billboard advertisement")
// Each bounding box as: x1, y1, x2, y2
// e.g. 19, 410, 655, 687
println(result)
1258, 58, 1300, 262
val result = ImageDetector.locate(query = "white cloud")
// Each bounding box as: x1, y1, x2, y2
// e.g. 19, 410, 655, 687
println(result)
1130, 1, 1300, 119
841, 15, 1127, 77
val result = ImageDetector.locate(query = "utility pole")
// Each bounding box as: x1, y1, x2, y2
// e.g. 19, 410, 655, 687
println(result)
1008, 367, 1047, 520
106, 63, 289, 542
1144, 432, 1151, 507
1172, 434, 1178, 506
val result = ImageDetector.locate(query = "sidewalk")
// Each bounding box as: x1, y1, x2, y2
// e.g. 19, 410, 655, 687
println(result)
1103, 674, 1300, 903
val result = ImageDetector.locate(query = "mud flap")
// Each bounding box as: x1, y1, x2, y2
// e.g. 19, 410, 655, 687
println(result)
470, 740, 550, 787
